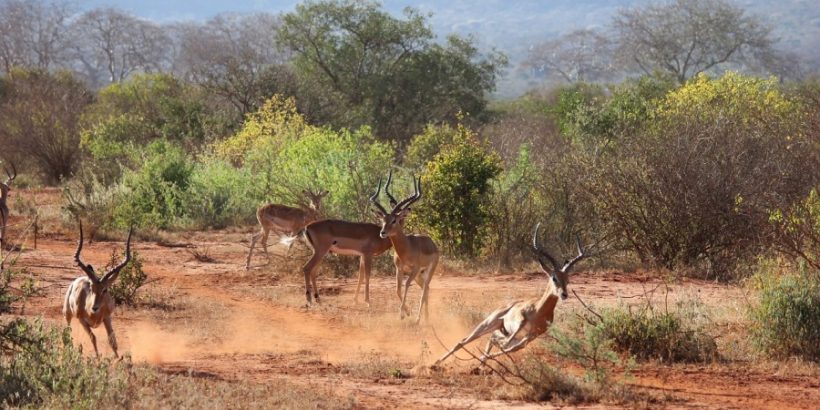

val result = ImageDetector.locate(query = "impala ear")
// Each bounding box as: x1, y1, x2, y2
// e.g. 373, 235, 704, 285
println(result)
372, 208, 386, 219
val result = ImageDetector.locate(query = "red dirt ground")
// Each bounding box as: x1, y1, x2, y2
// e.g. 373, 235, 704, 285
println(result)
3, 189, 819, 409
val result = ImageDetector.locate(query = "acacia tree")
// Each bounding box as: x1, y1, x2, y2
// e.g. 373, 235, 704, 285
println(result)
526, 29, 614, 83
277, 0, 504, 143
613, 0, 774, 83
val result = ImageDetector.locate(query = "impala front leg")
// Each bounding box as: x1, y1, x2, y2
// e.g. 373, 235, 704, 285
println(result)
399, 270, 416, 320
395, 266, 410, 316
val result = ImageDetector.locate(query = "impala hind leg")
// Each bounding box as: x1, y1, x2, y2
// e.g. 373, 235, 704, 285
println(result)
434, 312, 507, 366
246, 226, 269, 270
302, 248, 327, 306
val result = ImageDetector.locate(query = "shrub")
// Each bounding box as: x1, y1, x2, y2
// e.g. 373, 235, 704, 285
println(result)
62, 170, 130, 238
118, 140, 193, 229
770, 189, 820, 271
404, 123, 458, 170
106, 249, 148, 306
0, 319, 129, 408
747, 265, 820, 360
417, 122, 502, 257
185, 157, 256, 229
597, 303, 717, 363
586, 72, 817, 276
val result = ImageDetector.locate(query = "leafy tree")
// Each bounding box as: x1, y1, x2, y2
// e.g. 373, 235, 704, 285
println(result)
613, 0, 775, 83
81, 73, 207, 155
0, 68, 91, 183
417, 123, 501, 257
277, 0, 504, 143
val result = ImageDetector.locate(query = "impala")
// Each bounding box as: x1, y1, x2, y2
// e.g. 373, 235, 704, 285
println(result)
0, 161, 16, 268
63, 220, 133, 358
435, 223, 586, 365
246, 189, 328, 269
300, 173, 409, 307
371, 174, 439, 323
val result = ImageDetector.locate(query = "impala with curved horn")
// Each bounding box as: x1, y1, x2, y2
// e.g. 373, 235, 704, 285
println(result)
371, 174, 439, 323
435, 223, 585, 365
63, 220, 133, 358
0, 161, 17, 266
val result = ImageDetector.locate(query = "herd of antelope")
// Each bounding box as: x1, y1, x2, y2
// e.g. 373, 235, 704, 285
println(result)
1, 162, 587, 365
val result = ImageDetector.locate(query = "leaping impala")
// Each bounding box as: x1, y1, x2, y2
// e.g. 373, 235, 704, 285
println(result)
435, 223, 586, 365
63, 219, 134, 358
246, 189, 328, 269
371, 174, 439, 323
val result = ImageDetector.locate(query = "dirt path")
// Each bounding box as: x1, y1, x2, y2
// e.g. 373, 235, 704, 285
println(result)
10, 233, 820, 409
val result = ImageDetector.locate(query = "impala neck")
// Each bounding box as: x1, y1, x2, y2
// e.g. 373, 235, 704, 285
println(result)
535, 280, 560, 319
387, 227, 412, 259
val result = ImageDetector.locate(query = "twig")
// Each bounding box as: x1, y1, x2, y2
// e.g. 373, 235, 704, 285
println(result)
573, 289, 603, 323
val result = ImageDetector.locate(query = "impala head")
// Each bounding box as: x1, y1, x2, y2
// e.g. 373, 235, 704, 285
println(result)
74, 219, 133, 312
1, 161, 16, 196
370, 171, 421, 239
302, 189, 329, 213
532, 223, 586, 301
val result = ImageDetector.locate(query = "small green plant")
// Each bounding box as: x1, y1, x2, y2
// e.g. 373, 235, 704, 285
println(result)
596, 300, 717, 363
106, 249, 148, 306
748, 263, 820, 361
550, 319, 625, 384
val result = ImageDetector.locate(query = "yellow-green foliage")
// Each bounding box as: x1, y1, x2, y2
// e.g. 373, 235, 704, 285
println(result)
656, 72, 800, 130
418, 122, 502, 257
404, 123, 458, 170
215, 95, 307, 162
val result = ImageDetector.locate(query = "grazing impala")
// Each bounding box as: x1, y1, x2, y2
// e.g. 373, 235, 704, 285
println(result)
435, 223, 586, 365
246, 189, 328, 269
63, 220, 133, 358
371, 174, 439, 323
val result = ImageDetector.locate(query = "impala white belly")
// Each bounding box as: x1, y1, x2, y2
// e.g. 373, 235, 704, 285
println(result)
329, 245, 364, 256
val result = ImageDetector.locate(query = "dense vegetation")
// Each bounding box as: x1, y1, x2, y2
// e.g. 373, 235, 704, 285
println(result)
1, 1, 819, 405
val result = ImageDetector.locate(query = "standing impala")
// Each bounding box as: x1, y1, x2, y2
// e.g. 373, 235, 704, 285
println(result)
246, 189, 328, 269
371, 174, 439, 323
63, 220, 133, 358
435, 223, 586, 365
0, 162, 16, 269
300, 172, 406, 307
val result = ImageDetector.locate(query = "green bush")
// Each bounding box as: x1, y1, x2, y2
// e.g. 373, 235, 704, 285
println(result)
0, 319, 129, 408
404, 123, 458, 170
118, 140, 193, 229
62, 170, 130, 238
598, 304, 717, 363
185, 158, 256, 229
417, 122, 502, 257
748, 265, 820, 360
770, 189, 820, 271
106, 249, 148, 307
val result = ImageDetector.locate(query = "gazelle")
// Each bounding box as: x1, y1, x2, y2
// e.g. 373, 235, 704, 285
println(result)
434, 224, 585, 365
371, 175, 439, 323
63, 220, 133, 358
246, 189, 328, 269
0, 162, 16, 269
